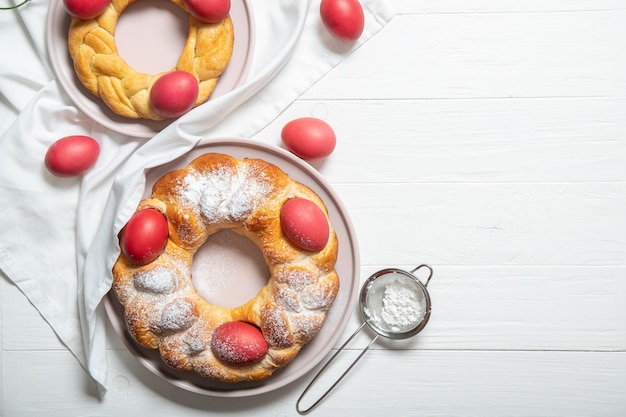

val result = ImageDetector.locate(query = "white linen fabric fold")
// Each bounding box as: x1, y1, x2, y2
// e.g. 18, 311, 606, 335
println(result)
0, 0, 393, 392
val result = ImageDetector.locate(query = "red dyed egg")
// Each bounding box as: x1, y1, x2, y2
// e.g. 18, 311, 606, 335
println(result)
64, 0, 111, 20
320, 0, 365, 42
281, 117, 336, 161
149, 71, 199, 119
120, 208, 169, 265
45, 135, 100, 178
211, 322, 268, 365
280, 198, 330, 252
184, 0, 230, 23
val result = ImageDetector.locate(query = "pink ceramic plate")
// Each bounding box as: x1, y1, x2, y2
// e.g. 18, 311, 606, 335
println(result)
105, 139, 360, 397
46, 0, 254, 138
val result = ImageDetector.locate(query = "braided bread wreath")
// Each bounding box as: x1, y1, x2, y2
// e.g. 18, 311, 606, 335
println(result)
67, 0, 234, 120
112, 152, 342, 384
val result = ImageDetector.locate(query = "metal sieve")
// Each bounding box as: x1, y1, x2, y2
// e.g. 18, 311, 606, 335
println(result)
296, 264, 434, 414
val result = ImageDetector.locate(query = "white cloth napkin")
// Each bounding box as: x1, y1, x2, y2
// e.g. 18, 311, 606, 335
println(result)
0, 0, 393, 392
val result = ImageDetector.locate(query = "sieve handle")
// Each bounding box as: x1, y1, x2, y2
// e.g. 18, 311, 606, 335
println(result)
410, 264, 434, 287
296, 321, 379, 415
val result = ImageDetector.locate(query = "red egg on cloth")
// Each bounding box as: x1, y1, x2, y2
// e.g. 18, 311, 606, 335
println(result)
184, 0, 230, 23
149, 71, 199, 119
281, 117, 336, 160
280, 198, 330, 252
211, 322, 268, 365
45, 135, 100, 177
320, 0, 365, 42
64, 0, 111, 20
120, 208, 169, 265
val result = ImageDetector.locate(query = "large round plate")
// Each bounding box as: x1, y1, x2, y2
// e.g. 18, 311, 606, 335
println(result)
46, 0, 255, 138
104, 139, 360, 397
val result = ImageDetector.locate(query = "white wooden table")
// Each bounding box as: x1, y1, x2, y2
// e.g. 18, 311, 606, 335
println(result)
2, 1, 625, 415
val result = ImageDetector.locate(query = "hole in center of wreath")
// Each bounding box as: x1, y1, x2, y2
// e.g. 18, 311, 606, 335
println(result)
116, 0, 189, 74
191, 230, 270, 308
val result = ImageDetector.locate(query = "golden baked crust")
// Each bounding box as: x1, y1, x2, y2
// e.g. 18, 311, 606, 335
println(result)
68, 0, 234, 120
112, 153, 340, 382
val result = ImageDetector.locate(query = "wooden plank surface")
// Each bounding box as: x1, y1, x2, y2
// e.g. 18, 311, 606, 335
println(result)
3, 349, 625, 416
304, 11, 626, 99
2, 1, 625, 416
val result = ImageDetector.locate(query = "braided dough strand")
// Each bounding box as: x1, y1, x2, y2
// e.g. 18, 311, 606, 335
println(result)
68, 0, 234, 120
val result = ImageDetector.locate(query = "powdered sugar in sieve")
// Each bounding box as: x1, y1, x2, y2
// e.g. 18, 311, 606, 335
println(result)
360, 267, 432, 339
362, 273, 426, 333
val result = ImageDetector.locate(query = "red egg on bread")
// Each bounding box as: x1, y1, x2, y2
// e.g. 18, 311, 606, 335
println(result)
120, 208, 169, 265
183, 0, 230, 23
149, 71, 199, 119
211, 322, 268, 365
64, 0, 111, 20
280, 198, 330, 252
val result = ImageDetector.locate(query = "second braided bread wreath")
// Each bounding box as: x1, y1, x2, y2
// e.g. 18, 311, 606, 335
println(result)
68, 0, 234, 120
